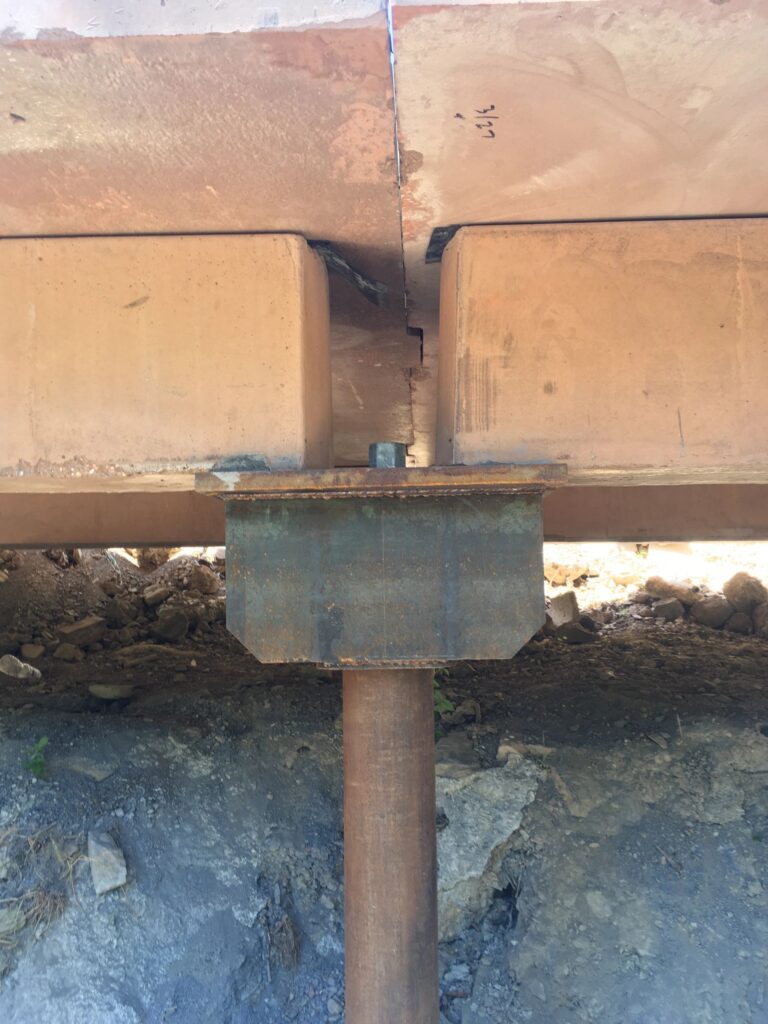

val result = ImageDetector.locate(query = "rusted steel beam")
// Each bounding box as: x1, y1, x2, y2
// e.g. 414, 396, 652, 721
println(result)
343, 668, 438, 1024
195, 461, 566, 499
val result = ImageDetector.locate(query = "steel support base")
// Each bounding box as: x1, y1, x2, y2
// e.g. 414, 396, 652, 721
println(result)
343, 669, 439, 1024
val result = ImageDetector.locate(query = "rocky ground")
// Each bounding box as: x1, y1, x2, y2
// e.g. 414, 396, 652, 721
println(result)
0, 548, 766, 1023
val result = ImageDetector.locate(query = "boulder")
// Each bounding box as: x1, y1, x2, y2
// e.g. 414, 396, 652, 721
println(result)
58, 615, 106, 647
690, 596, 734, 629
724, 612, 753, 635
654, 597, 685, 622
645, 576, 699, 606
723, 572, 768, 613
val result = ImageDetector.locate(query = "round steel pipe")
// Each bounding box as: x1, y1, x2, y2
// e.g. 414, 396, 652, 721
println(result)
343, 668, 439, 1024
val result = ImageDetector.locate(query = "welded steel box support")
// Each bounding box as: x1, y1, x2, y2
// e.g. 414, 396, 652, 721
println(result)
198, 462, 563, 1024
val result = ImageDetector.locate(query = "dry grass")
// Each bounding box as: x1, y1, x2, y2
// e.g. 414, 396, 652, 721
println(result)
0, 825, 85, 949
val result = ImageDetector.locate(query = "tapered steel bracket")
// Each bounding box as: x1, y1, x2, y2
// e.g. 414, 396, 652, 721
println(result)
196, 463, 566, 668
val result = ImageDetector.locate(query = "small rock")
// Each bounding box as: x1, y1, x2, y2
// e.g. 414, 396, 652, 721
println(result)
127, 547, 178, 570
630, 603, 656, 618
723, 572, 768, 613
544, 561, 589, 586
326, 997, 342, 1018
58, 615, 107, 648
186, 564, 220, 595
149, 607, 189, 642
645, 576, 699, 606
690, 596, 734, 629
555, 623, 597, 645
444, 699, 482, 726
0, 570, 8, 584
654, 597, 685, 622
88, 831, 127, 895
724, 611, 753, 635
754, 603, 768, 638
53, 643, 83, 662
548, 591, 580, 629
585, 889, 612, 921
19, 642, 45, 661
142, 583, 172, 608
89, 683, 135, 701
44, 548, 81, 569
611, 570, 643, 587
579, 613, 599, 632
0, 654, 42, 681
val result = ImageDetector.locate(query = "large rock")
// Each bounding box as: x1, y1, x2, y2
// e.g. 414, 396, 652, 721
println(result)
690, 596, 734, 629
149, 607, 189, 642
556, 622, 598, 644
645, 576, 699, 606
654, 597, 685, 621
724, 612, 753, 635
0, 654, 42, 681
87, 831, 127, 895
723, 572, 768, 613
53, 643, 83, 662
103, 595, 141, 628
186, 564, 220, 595
142, 583, 172, 608
436, 753, 541, 940
20, 643, 45, 661
547, 591, 580, 629
753, 603, 768, 638
58, 615, 107, 648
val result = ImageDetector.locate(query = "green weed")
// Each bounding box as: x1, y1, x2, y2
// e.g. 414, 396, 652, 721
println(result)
23, 737, 48, 779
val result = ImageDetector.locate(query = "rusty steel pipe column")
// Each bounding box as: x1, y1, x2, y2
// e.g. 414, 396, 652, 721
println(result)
343, 668, 439, 1024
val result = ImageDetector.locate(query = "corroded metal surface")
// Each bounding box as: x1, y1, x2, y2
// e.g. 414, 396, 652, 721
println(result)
225, 492, 544, 666
0, 14, 414, 467
436, 221, 768, 476
393, 0, 768, 323
344, 668, 438, 1024
196, 462, 566, 498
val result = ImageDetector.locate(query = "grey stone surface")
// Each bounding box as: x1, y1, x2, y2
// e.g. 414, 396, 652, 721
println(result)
436, 755, 541, 940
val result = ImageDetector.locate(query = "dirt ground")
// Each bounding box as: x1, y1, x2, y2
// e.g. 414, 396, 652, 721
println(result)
0, 549, 766, 1023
